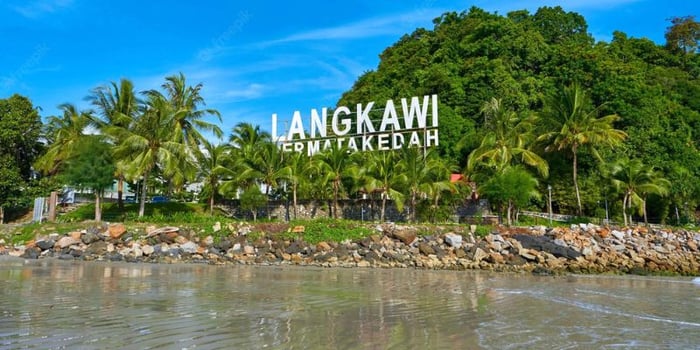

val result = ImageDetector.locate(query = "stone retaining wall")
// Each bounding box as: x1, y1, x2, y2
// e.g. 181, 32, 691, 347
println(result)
2, 222, 698, 275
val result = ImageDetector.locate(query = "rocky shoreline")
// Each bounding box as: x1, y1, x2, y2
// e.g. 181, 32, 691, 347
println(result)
1, 222, 699, 275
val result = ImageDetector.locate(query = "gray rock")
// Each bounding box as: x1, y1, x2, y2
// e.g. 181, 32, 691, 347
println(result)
444, 233, 463, 248
611, 230, 625, 241
181, 241, 198, 254
21, 247, 41, 259
81, 232, 101, 245
36, 239, 55, 251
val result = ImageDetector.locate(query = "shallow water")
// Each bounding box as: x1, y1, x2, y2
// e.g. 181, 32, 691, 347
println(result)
1, 257, 698, 349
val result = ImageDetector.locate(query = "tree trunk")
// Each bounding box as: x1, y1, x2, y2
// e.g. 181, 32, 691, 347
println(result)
209, 195, 214, 215
252, 209, 257, 222
643, 196, 649, 225
410, 191, 417, 223
117, 176, 124, 209
572, 146, 582, 216
95, 191, 102, 222
506, 199, 513, 226
333, 178, 340, 219
381, 192, 387, 222
139, 172, 149, 218
622, 193, 628, 226
293, 184, 298, 220
0, 206, 4, 225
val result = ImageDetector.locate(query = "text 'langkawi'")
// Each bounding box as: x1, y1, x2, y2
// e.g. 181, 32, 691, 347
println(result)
271, 94, 439, 155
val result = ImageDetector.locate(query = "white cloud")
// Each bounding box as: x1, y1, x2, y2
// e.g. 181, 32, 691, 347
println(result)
259, 8, 446, 46
12, 0, 74, 19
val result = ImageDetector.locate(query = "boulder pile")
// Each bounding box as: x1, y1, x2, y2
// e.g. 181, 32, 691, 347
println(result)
1, 222, 698, 275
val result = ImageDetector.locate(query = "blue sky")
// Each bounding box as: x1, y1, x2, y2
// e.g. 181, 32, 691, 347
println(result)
1, 0, 698, 139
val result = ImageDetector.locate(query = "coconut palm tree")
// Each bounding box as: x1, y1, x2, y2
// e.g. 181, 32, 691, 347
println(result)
312, 143, 353, 218
114, 94, 185, 217
468, 98, 548, 177
285, 151, 311, 219
89, 78, 141, 208
610, 158, 670, 226
196, 140, 232, 214
229, 122, 271, 158
359, 150, 407, 222
143, 73, 222, 192
34, 103, 95, 175
538, 84, 627, 215
401, 148, 455, 222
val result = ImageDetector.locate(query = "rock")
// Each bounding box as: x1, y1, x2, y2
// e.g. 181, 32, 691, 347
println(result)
611, 230, 625, 241
36, 239, 55, 251
316, 241, 332, 252
470, 247, 488, 262
21, 247, 41, 259
180, 241, 198, 254
444, 233, 463, 248
69, 231, 82, 240
203, 235, 214, 247
82, 232, 101, 245
55, 236, 80, 249
357, 260, 371, 267
512, 234, 582, 260
146, 226, 179, 238
85, 241, 108, 255
418, 242, 435, 255
392, 229, 417, 245
106, 243, 115, 253
108, 223, 127, 239
291, 226, 305, 233
243, 245, 255, 255
58, 253, 74, 260
212, 222, 221, 232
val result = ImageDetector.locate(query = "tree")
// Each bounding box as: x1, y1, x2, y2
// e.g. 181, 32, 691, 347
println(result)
312, 143, 353, 218
284, 151, 311, 220
144, 73, 222, 190
0, 94, 42, 223
195, 140, 231, 215
34, 103, 94, 175
468, 98, 548, 177
240, 185, 267, 222
0, 156, 23, 224
114, 93, 185, 217
665, 16, 700, 54
538, 84, 627, 215
229, 122, 270, 157
479, 166, 540, 225
400, 148, 455, 223
61, 136, 116, 222
610, 158, 670, 226
358, 151, 406, 222
89, 78, 140, 209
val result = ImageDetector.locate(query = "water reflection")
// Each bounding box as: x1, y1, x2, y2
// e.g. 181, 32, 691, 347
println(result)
0, 257, 698, 349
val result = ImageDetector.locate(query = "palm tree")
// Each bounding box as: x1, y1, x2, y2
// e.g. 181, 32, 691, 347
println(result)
359, 151, 407, 222
538, 84, 627, 215
241, 142, 290, 219
154, 73, 223, 148
312, 143, 353, 218
611, 158, 670, 226
229, 122, 270, 158
401, 148, 455, 223
34, 103, 95, 175
196, 140, 232, 214
114, 94, 185, 217
468, 98, 548, 177
89, 78, 140, 208
143, 73, 222, 192
479, 166, 540, 226
285, 151, 311, 219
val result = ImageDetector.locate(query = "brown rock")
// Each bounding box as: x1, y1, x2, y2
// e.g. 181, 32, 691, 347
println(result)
69, 231, 82, 240
56, 236, 80, 249
392, 230, 417, 245
316, 241, 332, 252
292, 226, 305, 233
108, 223, 127, 239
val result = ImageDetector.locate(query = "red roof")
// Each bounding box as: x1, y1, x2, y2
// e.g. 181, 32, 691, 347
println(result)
450, 174, 465, 183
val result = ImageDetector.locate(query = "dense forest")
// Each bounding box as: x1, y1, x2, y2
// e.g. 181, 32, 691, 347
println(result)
0, 6, 698, 225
